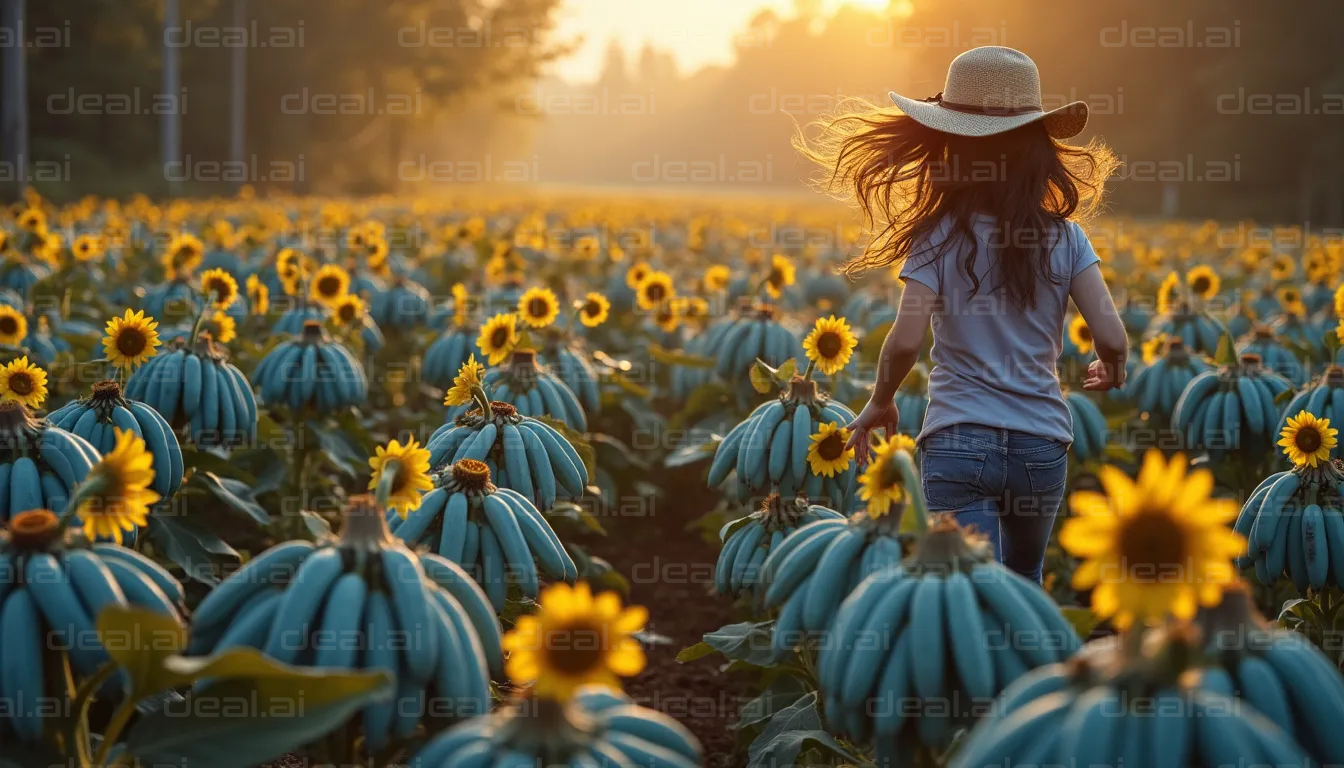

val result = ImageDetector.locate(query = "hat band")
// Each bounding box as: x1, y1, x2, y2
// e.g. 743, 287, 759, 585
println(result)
924, 92, 1042, 117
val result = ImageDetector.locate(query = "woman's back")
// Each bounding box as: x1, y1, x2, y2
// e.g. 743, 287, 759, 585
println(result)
899, 215, 1098, 445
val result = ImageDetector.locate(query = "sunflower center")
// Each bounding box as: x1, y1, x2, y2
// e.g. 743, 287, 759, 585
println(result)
490, 327, 511, 347
1296, 427, 1323, 453
451, 458, 494, 491
527, 297, 550, 318
644, 283, 666, 303
583, 300, 601, 317
816, 331, 844, 359
1078, 326, 1092, 342
818, 433, 846, 461
317, 276, 342, 296
205, 278, 228, 298
542, 619, 606, 675
1191, 276, 1211, 294
1118, 511, 1186, 574
8, 509, 60, 547
9, 372, 33, 395
0, 316, 18, 335
116, 328, 147, 356
768, 268, 784, 285
338, 303, 356, 322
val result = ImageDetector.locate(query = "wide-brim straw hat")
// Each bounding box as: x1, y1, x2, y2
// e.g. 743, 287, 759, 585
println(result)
888, 46, 1088, 139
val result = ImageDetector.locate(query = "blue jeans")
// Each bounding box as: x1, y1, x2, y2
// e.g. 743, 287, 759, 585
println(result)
919, 425, 1068, 583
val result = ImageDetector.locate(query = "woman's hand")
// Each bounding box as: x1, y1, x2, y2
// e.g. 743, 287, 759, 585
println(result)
845, 399, 901, 467
1082, 359, 1126, 391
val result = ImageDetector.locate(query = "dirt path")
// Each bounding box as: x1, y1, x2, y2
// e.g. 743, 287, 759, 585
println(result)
586, 508, 748, 767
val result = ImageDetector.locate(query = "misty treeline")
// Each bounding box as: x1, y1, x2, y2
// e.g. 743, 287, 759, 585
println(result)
15, 0, 1344, 227
530, 0, 1344, 225
18, 0, 566, 197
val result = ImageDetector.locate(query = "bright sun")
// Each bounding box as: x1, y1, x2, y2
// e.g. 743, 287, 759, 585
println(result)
842, 0, 914, 15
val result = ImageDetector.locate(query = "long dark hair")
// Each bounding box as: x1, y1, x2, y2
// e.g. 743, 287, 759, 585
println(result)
794, 103, 1117, 310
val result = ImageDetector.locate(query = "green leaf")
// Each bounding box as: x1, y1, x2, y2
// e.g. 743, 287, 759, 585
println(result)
748, 692, 822, 768
703, 620, 778, 667
774, 358, 798, 382
664, 433, 717, 468
648, 344, 716, 369
546, 501, 606, 536
181, 447, 255, 483
735, 675, 811, 730
1275, 388, 1296, 405
146, 514, 239, 585
297, 509, 334, 540
124, 673, 391, 768
1059, 605, 1101, 639
676, 642, 716, 663
1214, 322, 1236, 366
194, 472, 271, 525
750, 359, 778, 395
306, 420, 367, 477
96, 606, 188, 697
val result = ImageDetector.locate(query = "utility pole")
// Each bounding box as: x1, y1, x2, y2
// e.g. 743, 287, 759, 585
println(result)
230, 0, 246, 193
163, 0, 181, 196
1, 0, 27, 202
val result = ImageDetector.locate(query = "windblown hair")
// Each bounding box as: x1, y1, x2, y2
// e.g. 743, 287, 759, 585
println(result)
794, 101, 1118, 310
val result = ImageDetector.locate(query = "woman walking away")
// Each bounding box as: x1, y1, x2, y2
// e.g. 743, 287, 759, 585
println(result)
797, 46, 1125, 582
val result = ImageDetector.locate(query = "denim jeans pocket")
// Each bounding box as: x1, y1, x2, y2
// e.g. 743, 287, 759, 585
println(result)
922, 448, 988, 510
1024, 450, 1069, 495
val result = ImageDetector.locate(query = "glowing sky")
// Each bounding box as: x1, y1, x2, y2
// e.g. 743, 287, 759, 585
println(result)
551, 0, 894, 83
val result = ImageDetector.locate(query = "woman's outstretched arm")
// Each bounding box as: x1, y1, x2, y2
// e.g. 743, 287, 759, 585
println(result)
1070, 263, 1128, 390
845, 278, 937, 462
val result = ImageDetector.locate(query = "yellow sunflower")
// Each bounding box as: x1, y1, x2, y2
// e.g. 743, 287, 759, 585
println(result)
518, 287, 561, 329
451, 283, 472, 327
1271, 253, 1296, 281
202, 311, 237, 344
803, 316, 858, 376
652, 300, 682, 333
765, 254, 796, 298
445, 355, 486, 407
635, 271, 675, 312
72, 234, 104, 262
858, 435, 912, 518
807, 422, 855, 477
576, 292, 610, 328
0, 356, 47, 409
478, 313, 519, 366
502, 581, 647, 700
75, 427, 160, 545
704, 265, 731, 292
0, 305, 27, 346
367, 437, 434, 518
200, 268, 239, 310
1156, 271, 1181, 316
625, 263, 651, 290
1068, 314, 1094, 355
1141, 333, 1168, 366
310, 264, 351, 307
103, 309, 161, 370
1059, 450, 1244, 629
1334, 284, 1344, 318
1279, 411, 1338, 467
162, 233, 204, 275
1277, 286, 1306, 316
333, 294, 366, 326
1185, 266, 1220, 299
246, 274, 270, 315
16, 208, 46, 234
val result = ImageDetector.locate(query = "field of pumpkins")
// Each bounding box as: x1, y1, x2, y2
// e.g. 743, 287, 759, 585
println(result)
0, 191, 1342, 768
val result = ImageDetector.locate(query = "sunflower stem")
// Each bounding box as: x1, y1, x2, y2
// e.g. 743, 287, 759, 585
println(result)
375, 459, 403, 510
471, 385, 491, 415
801, 359, 816, 381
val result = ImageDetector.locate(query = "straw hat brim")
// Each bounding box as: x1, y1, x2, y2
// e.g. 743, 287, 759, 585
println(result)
888, 91, 1088, 139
